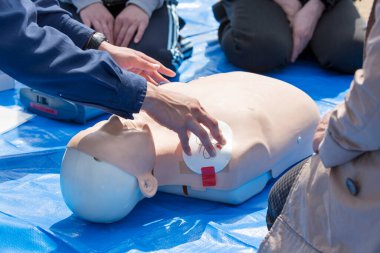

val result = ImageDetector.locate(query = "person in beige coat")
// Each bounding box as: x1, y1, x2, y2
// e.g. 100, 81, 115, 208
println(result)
259, 1, 380, 252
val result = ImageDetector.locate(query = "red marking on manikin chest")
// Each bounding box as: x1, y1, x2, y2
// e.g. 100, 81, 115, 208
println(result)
201, 166, 216, 187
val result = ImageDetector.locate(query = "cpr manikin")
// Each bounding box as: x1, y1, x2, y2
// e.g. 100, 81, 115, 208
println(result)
61, 72, 320, 223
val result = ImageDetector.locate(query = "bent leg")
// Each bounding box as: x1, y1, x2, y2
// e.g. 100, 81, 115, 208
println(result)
266, 157, 310, 230
311, 0, 365, 74
213, 0, 292, 72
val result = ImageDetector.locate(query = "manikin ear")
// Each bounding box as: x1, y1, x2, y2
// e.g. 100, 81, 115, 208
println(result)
137, 173, 158, 198
136, 124, 157, 198
100, 115, 124, 133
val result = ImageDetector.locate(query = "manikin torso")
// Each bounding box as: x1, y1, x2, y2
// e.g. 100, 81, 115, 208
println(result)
62, 72, 320, 222
146, 72, 319, 191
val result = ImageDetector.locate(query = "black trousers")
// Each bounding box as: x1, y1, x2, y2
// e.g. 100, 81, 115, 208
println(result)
213, 0, 365, 73
266, 157, 311, 230
60, 1, 192, 71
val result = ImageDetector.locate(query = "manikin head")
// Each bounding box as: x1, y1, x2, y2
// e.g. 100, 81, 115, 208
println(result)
61, 115, 157, 223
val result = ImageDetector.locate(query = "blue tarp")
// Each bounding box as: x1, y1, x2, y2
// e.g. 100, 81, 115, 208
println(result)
0, 0, 354, 252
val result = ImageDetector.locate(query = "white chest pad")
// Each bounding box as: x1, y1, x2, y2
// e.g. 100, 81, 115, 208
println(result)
182, 121, 233, 174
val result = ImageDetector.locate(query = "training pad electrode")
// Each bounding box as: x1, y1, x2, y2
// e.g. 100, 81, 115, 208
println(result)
183, 121, 233, 174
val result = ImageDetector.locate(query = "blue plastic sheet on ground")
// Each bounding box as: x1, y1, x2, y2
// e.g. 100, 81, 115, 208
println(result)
0, 0, 354, 252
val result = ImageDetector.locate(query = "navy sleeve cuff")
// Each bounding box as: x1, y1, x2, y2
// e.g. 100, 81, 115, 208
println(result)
114, 70, 147, 118
59, 66, 147, 119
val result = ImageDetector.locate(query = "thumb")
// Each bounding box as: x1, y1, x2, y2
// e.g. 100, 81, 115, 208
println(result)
178, 131, 191, 156
291, 34, 300, 63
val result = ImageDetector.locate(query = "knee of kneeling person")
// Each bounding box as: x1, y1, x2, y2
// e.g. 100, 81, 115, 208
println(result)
314, 39, 364, 74
220, 29, 291, 72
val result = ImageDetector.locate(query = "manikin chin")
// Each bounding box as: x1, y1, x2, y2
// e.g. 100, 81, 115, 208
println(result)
61, 72, 320, 223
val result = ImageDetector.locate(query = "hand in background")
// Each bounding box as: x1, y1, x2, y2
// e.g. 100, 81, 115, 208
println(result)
99, 42, 175, 84
80, 3, 115, 44
313, 111, 332, 153
142, 83, 226, 157
290, 0, 325, 62
114, 4, 149, 47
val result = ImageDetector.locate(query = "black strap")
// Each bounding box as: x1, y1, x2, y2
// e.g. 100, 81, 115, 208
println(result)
84, 32, 108, 50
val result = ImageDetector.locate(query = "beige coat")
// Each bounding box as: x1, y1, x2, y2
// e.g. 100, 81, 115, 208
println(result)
259, 2, 380, 252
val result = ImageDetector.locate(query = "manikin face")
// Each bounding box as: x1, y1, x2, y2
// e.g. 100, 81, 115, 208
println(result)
61, 115, 157, 223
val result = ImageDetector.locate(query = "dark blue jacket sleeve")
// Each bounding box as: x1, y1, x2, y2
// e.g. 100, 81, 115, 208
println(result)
0, 0, 147, 119
32, 0, 93, 49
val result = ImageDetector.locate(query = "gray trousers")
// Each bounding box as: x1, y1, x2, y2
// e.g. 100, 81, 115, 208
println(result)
213, 0, 365, 73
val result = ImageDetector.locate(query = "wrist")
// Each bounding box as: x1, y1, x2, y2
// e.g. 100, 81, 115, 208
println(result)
98, 41, 113, 51
141, 82, 158, 112
306, 0, 326, 15
84, 32, 108, 50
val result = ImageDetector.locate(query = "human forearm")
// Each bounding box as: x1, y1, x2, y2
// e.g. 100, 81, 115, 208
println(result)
304, 0, 325, 21
290, 0, 325, 62
0, 0, 146, 118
